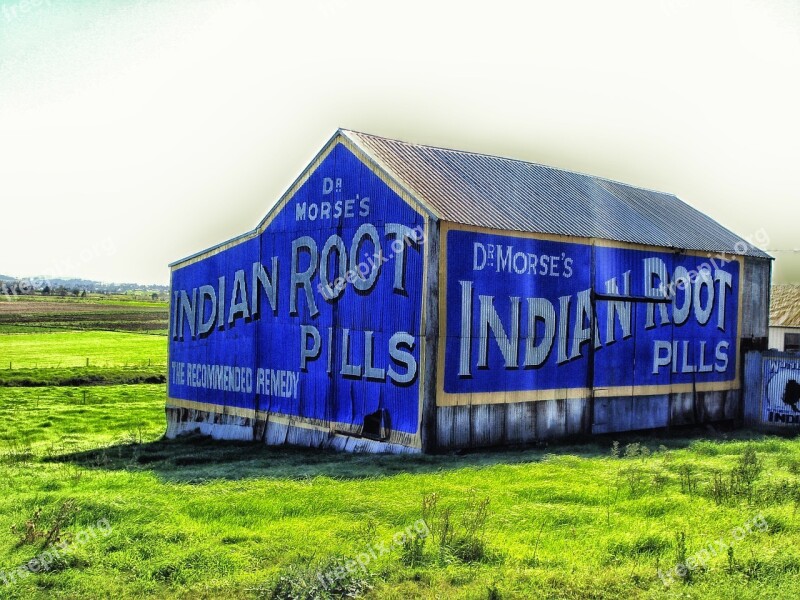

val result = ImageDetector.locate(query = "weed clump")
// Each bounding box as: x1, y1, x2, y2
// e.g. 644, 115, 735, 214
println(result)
705, 445, 764, 505
267, 556, 372, 600
11, 498, 80, 549
422, 490, 492, 563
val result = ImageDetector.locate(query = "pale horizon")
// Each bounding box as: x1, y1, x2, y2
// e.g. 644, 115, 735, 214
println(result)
1, 0, 798, 286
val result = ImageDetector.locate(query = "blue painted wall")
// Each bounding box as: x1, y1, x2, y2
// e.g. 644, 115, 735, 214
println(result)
169, 143, 425, 436
444, 229, 740, 395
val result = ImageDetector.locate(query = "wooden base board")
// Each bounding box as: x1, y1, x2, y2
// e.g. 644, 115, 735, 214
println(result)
165, 406, 421, 454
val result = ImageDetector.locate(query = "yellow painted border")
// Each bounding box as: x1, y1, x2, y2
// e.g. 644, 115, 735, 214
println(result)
436, 221, 745, 407
167, 131, 432, 450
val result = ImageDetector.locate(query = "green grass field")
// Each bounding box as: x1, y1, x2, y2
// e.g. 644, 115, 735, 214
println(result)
1, 331, 166, 370
0, 331, 166, 387
1, 300, 800, 599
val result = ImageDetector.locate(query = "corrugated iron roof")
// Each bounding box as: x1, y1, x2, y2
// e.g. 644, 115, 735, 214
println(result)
771, 285, 800, 327
342, 129, 771, 259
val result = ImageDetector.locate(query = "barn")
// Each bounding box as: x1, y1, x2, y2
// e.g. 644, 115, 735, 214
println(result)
166, 129, 772, 453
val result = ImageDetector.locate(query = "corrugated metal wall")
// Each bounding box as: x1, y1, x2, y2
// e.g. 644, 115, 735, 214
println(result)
742, 257, 771, 340
167, 140, 429, 451
432, 234, 770, 451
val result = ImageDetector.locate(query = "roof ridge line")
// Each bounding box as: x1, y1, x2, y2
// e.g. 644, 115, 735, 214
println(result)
340, 128, 679, 198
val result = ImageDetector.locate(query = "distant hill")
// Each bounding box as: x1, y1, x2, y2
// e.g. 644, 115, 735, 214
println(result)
34, 277, 170, 294
1, 275, 169, 295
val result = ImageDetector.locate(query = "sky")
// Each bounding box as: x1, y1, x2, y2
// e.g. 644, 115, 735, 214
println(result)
0, 0, 798, 286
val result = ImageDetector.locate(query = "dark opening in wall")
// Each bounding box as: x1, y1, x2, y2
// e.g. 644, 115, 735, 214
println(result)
785, 333, 800, 352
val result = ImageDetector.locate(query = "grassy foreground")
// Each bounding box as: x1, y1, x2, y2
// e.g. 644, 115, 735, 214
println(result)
1, 299, 800, 598
1, 385, 800, 599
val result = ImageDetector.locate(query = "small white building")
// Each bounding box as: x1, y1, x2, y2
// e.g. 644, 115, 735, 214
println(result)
769, 285, 800, 352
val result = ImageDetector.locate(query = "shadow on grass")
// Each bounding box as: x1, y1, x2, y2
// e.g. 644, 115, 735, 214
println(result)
45, 424, 780, 484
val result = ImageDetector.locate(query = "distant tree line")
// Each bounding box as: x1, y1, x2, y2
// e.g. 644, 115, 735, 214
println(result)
0, 277, 168, 300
